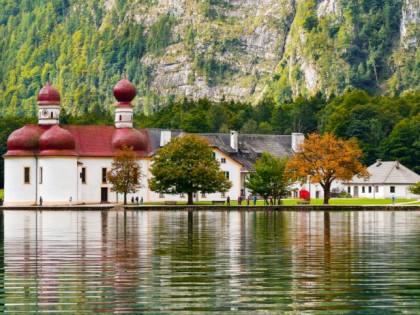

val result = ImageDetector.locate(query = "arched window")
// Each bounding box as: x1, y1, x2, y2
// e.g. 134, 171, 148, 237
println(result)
51, 112, 54, 118
119, 115, 122, 121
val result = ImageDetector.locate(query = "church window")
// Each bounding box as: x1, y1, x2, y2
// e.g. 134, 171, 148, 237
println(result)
24, 167, 30, 184
81, 167, 86, 184
119, 115, 122, 121
51, 112, 54, 119
102, 168, 107, 183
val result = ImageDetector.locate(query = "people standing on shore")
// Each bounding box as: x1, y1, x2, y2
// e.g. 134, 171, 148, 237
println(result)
253, 195, 257, 205
227, 196, 230, 205
39, 196, 43, 206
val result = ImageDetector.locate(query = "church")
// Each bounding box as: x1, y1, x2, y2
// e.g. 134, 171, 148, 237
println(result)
3, 78, 303, 206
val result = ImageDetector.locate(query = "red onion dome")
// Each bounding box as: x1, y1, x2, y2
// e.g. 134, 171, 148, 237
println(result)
112, 128, 148, 152
6, 125, 42, 154
39, 125, 76, 155
38, 82, 61, 105
113, 77, 136, 103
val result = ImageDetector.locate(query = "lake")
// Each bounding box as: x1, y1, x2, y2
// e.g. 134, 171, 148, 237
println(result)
1, 210, 420, 314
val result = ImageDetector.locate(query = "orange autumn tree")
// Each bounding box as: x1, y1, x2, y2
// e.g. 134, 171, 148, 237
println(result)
286, 133, 370, 204
107, 145, 142, 205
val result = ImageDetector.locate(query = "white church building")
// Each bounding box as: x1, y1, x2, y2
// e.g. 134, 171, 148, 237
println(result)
3, 78, 305, 206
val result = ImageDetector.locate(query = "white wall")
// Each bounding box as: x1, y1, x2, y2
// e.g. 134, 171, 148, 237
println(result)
347, 184, 419, 199
78, 157, 150, 204
4, 157, 38, 206
38, 157, 78, 205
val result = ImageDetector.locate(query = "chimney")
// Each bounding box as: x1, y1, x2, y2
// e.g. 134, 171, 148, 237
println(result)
160, 130, 172, 147
292, 133, 304, 152
230, 130, 238, 152
376, 159, 382, 167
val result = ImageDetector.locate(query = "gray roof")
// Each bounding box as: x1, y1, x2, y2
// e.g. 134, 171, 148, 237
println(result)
145, 129, 294, 171
200, 133, 293, 171
350, 161, 420, 184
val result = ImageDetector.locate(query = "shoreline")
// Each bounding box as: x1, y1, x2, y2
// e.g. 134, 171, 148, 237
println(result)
1, 204, 419, 211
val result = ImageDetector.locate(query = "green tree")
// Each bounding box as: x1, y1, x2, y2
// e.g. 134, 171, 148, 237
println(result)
246, 153, 292, 204
149, 134, 232, 204
408, 182, 420, 195
107, 145, 142, 205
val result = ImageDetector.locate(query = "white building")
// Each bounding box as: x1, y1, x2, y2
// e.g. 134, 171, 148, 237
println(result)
345, 160, 420, 199
3, 78, 303, 206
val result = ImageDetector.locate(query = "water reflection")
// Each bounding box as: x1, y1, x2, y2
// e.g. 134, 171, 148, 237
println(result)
0, 210, 420, 314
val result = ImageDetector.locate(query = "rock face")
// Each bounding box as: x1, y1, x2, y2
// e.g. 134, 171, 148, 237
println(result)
134, 0, 296, 103
1, 0, 419, 115
401, 0, 420, 47
128, 0, 419, 104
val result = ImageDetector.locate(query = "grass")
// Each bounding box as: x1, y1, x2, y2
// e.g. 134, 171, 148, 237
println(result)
142, 198, 418, 206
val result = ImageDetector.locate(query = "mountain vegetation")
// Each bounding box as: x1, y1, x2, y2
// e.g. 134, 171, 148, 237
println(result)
1, 0, 419, 116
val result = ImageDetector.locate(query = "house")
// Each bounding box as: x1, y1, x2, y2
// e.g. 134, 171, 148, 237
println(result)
3, 78, 302, 206
345, 160, 420, 199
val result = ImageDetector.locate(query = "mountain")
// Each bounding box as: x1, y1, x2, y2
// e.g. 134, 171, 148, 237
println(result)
0, 0, 419, 116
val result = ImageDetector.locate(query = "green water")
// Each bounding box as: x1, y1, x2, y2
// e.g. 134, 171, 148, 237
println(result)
0, 210, 419, 314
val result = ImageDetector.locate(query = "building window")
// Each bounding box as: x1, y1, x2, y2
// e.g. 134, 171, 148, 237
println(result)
221, 158, 226, 163
119, 115, 122, 121
225, 171, 230, 179
375, 186, 379, 193
159, 193, 164, 198
368, 186, 372, 193
180, 193, 185, 198
347, 186, 351, 194
81, 167, 86, 184
201, 193, 207, 198
39, 167, 43, 184
24, 167, 30, 184
221, 192, 226, 198
390, 186, 395, 193
362, 186, 365, 193
51, 112, 54, 119
212, 152, 216, 158
102, 168, 107, 184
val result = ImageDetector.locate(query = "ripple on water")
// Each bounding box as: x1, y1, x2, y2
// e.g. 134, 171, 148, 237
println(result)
1, 210, 420, 314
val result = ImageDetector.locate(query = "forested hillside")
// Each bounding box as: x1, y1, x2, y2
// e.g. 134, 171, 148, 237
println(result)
1, 0, 419, 116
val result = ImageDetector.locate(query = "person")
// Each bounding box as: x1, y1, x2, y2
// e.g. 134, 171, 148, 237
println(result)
131, 197, 134, 204
392, 195, 396, 205
247, 196, 250, 205
227, 196, 230, 205
39, 196, 43, 206
253, 195, 257, 205
140, 197, 143, 204
136, 196, 139, 204
238, 196, 242, 205
69, 196, 72, 206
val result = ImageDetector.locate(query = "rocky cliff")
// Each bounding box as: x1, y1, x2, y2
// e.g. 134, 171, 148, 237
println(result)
0, 0, 419, 115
